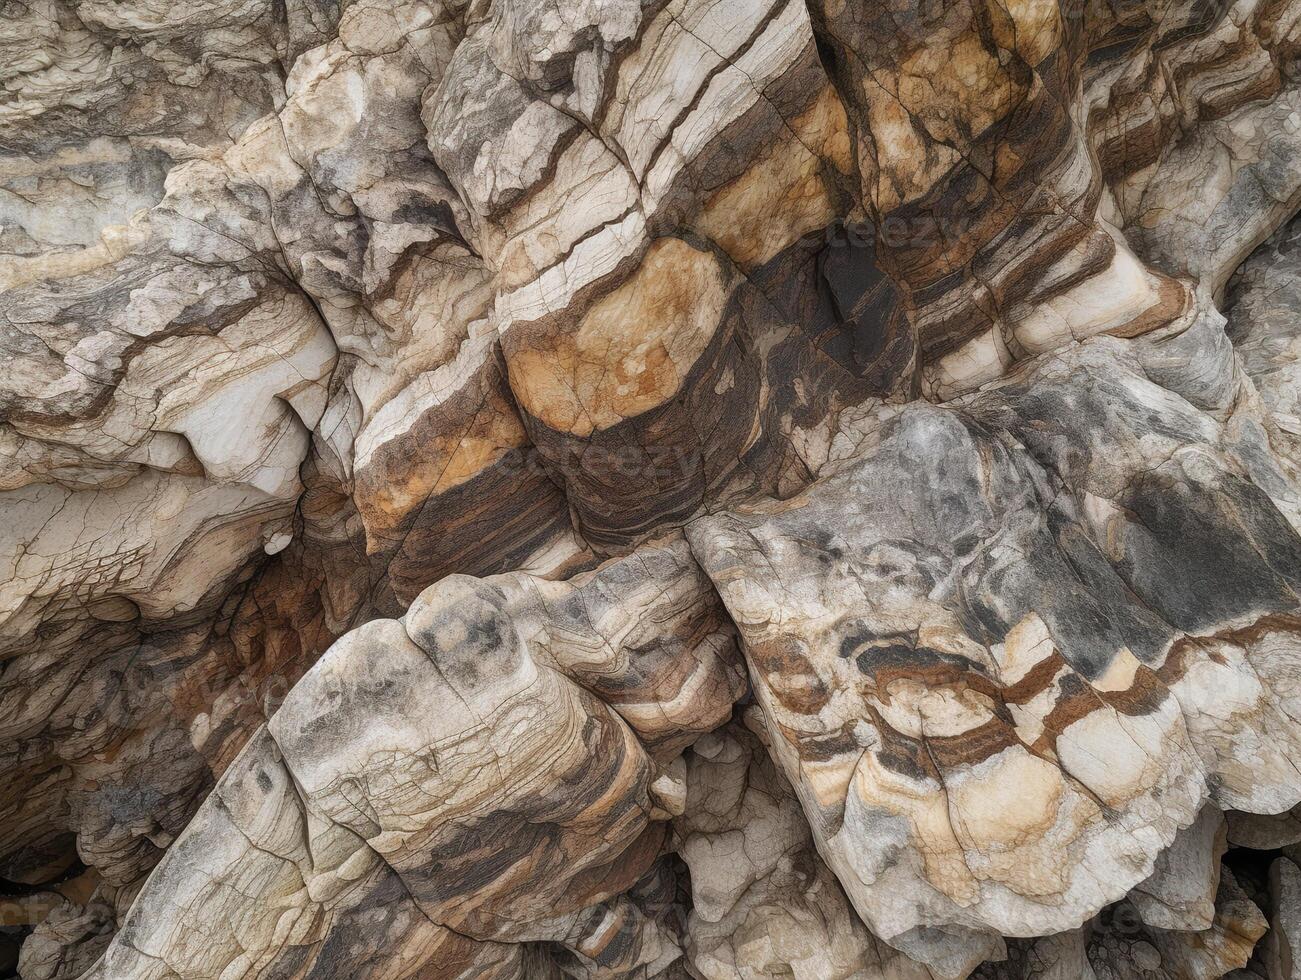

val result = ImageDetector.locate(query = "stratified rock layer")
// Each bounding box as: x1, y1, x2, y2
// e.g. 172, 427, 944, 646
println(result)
7, 0, 1301, 976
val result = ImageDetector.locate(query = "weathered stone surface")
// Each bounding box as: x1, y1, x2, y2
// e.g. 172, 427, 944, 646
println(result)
674, 714, 953, 979
971, 931, 1095, 980
976, 868, 1269, 980
1087, 870, 1268, 980
1226, 806, 1301, 851
7, 0, 1301, 975
15, 894, 112, 980
1132, 805, 1229, 933
687, 331, 1301, 963
69, 539, 740, 977
1264, 857, 1301, 980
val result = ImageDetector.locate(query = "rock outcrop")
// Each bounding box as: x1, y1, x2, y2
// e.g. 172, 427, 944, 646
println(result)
7, 0, 1301, 976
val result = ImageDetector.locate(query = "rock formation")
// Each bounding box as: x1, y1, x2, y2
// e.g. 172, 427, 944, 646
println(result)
7, 0, 1301, 975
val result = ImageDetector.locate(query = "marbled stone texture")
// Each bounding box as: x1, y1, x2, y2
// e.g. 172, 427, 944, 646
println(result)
8, 0, 1301, 976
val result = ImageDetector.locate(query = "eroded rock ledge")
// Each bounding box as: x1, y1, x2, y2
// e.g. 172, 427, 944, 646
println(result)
6, 0, 1301, 976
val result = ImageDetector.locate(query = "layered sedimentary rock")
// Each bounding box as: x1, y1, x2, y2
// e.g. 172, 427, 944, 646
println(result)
8, 0, 1301, 976
687, 326, 1301, 970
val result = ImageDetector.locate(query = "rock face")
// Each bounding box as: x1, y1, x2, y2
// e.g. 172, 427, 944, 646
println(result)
7, 0, 1301, 976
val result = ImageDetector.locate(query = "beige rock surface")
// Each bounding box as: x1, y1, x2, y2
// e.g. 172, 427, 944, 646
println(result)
6, 0, 1301, 976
